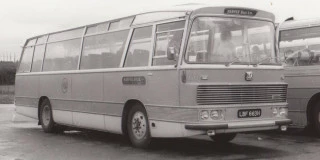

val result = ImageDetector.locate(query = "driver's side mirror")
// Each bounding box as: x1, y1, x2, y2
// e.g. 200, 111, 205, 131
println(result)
167, 47, 176, 60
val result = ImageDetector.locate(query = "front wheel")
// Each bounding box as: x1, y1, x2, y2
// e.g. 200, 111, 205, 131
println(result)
210, 133, 237, 143
127, 104, 151, 148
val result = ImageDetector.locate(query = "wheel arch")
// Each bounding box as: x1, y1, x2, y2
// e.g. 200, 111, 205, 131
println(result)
307, 92, 320, 126
121, 99, 147, 136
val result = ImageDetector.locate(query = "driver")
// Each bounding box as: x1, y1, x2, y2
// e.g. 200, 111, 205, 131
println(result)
214, 30, 236, 61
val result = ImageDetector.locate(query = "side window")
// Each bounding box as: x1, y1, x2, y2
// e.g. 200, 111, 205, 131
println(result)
31, 44, 45, 72
18, 46, 34, 73
80, 30, 129, 69
43, 39, 81, 71
124, 26, 152, 67
153, 21, 185, 66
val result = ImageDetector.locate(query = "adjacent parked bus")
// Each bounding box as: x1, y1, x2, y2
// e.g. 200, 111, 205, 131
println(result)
279, 19, 320, 135
16, 4, 291, 148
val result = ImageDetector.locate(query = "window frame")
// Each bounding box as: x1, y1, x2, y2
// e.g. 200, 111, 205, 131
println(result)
79, 29, 130, 70
123, 25, 154, 68
183, 15, 277, 65
152, 20, 186, 66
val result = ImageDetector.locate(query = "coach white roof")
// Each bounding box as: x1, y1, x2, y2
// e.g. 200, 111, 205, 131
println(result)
280, 18, 320, 30
26, 3, 275, 42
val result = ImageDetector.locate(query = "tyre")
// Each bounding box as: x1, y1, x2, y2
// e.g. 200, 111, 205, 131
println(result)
127, 103, 151, 148
210, 133, 237, 143
39, 99, 57, 133
312, 101, 320, 137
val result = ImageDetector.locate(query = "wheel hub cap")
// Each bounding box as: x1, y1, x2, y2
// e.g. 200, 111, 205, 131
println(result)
132, 111, 147, 140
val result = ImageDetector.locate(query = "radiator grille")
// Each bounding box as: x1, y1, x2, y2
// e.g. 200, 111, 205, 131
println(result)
197, 84, 287, 105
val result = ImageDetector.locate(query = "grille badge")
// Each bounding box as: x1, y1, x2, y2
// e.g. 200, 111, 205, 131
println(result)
245, 71, 253, 81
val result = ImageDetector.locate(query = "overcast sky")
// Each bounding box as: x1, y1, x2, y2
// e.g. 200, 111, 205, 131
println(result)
1, 0, 319, 59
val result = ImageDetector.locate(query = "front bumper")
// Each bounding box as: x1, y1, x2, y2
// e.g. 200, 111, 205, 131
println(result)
185, 119, 292, 130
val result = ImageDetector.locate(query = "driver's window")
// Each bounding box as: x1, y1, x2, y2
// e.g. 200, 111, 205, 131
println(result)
153, 21, 185, 66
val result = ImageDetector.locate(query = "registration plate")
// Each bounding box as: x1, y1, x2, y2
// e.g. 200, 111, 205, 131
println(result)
238, 109, 261, 118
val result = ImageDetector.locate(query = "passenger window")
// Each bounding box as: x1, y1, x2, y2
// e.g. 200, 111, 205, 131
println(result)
280, 27, 320, 66
31, 45, 45, 72
124, 26, 152, 67
153, 21, 185, 66
18, 46, 34, 73
80, 30, 129, 69
43, 39, 81, 71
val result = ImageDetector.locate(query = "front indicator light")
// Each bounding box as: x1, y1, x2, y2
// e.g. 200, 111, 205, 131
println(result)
272, 108, 278, 116
200, 110, 209, 120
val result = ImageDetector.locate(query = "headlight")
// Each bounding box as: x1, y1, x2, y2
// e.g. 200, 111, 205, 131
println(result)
210, 110, 219, 120
200, 110, 209, 120
210, 110, 223, 120
279, 107, 288, 117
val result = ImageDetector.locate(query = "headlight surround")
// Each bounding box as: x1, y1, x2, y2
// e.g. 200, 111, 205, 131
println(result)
199, 110, 224, 121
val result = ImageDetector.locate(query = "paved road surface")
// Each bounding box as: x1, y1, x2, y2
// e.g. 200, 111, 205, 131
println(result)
1, 104, 320, 160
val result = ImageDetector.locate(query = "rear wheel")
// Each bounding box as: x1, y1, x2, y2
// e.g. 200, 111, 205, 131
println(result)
312, 101, 320, 137
127, 103, 151, 148
39, 99, 58, 133
210, 133, 237, 143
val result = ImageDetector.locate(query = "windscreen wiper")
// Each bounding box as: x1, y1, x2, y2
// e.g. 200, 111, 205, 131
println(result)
225, 57, 241, 67
253, 57, 281, 67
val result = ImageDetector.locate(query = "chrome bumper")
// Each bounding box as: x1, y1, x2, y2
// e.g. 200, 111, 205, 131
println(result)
185, 119, 292, 130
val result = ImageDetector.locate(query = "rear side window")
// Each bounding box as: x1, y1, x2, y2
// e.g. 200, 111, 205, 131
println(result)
80, 30, 129, 69
124, 26, 153, 67
43, 39, 81, 71
18, 46, 34, 73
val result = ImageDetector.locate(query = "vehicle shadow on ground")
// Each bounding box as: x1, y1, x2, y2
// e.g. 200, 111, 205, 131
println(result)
260, 127, 320, 142
51, 129, 290, 159
12, 122, 320, 159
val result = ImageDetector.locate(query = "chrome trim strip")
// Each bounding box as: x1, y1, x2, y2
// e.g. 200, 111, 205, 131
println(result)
15, 96, 287, 108
185, 119, 291, 130
15, 104, 38, 108
16, 66, 178, 76
52, 109, 121, 117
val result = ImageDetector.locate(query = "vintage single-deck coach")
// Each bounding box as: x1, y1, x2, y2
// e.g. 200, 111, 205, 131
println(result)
279, 19, 320, 136
15, 4, 291, 148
